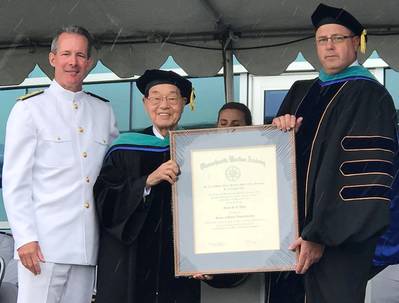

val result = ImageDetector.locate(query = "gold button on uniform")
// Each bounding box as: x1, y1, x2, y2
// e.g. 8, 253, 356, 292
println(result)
73, 102, 78, 110
85, 177, 90, 183
78, 127, 84, 133
82, 152, 88, 158
84, 202, 90, 208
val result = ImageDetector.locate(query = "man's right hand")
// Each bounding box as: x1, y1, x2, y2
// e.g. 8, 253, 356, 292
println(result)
289, 237, 324, 274
272, 114, 303, 132
17, 241, 45, 275
146, 160, 180, 187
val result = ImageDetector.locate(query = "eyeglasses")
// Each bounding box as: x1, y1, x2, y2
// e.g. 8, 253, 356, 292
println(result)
316, 35, 355, 45
146, 95, 182, 105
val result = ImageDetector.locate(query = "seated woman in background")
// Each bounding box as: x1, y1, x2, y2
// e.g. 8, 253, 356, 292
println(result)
216, 102, 252, 127
216, 102, 305, 303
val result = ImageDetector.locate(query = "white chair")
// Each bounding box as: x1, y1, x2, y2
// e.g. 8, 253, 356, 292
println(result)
0, 256, 5, 287
0, 231, 17, 285
0, 232, 18, 303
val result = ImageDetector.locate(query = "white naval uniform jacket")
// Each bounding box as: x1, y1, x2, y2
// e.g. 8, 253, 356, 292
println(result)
2, 80, 119, 265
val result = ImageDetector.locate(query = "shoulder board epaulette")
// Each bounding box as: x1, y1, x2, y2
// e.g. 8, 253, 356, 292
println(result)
17, 90, 44, 101
85, 92, 109, 102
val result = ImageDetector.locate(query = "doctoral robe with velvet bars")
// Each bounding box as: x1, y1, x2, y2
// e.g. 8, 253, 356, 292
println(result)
276, 69, 398, 303
278, 76, 397, 245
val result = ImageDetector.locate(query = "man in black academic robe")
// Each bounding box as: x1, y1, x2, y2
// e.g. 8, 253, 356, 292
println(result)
273, 4, 398, 303
94, 70, 242, 303
95, 127, 199, 303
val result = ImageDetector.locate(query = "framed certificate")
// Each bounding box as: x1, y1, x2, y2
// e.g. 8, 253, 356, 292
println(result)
170, 125, 298, 276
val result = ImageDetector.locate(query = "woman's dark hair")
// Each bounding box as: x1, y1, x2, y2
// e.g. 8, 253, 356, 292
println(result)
217, 102, 252, 126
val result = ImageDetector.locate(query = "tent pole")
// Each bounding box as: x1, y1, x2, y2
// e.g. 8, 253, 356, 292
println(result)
199, 0, 235, 102
223, 41, 234, 103
224, 48, 234, 103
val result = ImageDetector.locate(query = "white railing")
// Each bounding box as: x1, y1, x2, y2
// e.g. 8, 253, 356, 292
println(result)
0, 221, 10, 229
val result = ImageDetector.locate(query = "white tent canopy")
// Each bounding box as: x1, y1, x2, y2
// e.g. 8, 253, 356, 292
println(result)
0, 0, 398, 86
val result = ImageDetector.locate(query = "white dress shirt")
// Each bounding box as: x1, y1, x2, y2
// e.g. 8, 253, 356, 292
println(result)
2, 80, 119, 265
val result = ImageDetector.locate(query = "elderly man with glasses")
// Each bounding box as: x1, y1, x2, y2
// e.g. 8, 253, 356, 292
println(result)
93, 69, 242, 303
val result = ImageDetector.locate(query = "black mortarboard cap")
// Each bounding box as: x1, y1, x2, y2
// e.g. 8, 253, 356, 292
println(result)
311, 3, 364, 36
136, 69, 193, 104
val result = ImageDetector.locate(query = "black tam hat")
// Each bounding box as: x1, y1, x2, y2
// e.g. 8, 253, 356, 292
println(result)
311, 3, 364, 35
136, 69, 194, 106
311, 3, 367, 53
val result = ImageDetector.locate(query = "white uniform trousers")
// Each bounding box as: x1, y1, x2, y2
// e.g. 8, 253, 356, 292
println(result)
17, 261, 95, 303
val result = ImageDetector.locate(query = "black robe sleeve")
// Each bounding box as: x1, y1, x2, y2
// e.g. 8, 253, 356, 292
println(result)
301, 81, 398, 246
94, 149, 155, 245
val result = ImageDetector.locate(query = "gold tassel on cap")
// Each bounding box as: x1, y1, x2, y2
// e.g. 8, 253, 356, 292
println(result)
189, 88, 196, 111
360, 29, 367, 54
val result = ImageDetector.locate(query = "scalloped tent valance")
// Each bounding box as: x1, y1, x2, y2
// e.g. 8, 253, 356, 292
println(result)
0, 0, 398, 85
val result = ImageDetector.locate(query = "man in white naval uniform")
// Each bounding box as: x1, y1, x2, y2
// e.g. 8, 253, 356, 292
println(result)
2, 25, 119, 303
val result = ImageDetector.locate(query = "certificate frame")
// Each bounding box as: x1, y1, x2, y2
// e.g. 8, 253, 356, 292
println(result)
170, 125, 298, 276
